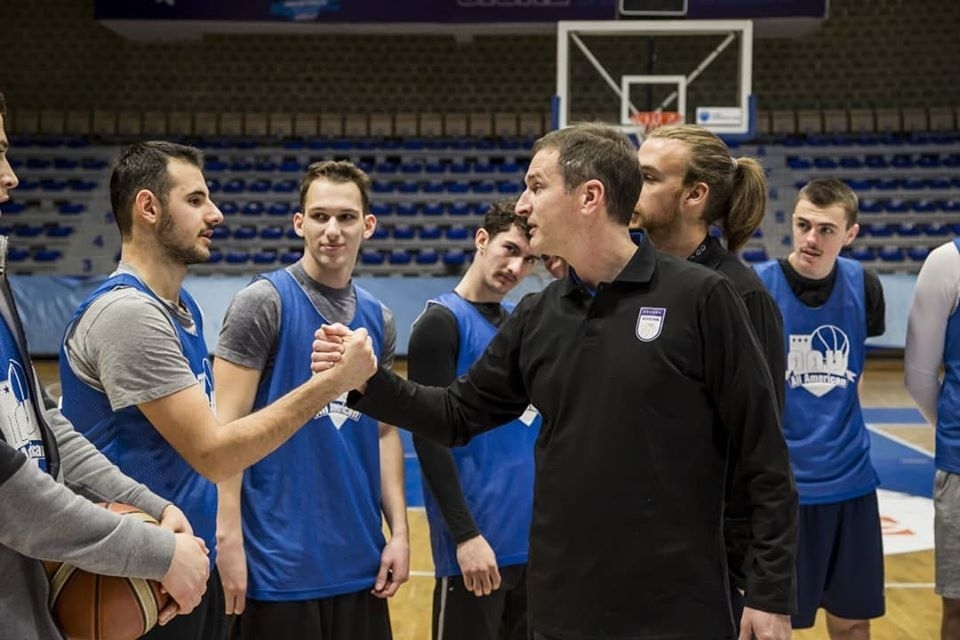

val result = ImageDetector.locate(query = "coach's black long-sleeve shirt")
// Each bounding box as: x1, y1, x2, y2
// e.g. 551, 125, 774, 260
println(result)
351, 237, 797, 639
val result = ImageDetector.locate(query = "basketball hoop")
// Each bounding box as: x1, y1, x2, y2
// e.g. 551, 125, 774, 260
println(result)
630, 110, 683, 135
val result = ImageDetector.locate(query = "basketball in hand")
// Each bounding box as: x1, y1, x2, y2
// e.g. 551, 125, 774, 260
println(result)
44, 502, 170, 640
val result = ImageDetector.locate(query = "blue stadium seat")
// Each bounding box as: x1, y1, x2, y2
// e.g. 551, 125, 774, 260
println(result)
813, 157, 838, 169
371, 203, 393, 217
908, 247, 931, 262
267, 202, 292, 216
448, 182, 470, 195
34, 249, 63, 263
225, 251, 251, 264
260, 226, 284, 240
68, 179, 97, 191
864, 155, 888, 169
846, 178, 872, 191
474, 181, 495, 194
219, 201, 239, 215
280, 159, 301, 172
859, 199, 884, 214
248, 179, 272, 193
890, 154, 915, 169
393, 225, 415, 240
741, 248, 768, 263
924, 178, 951, 189
885, 200, 910, 213
449, 202, 470, 216
422, 181, 444, 194
7, 248, 30, 262
446, 226, 469, 241
419, 225, 442, 241
253, 251, 277, 265
230, 160, 253, 172
242, 201, 265, 216
57, 203, 86, 215
281, 250, 303, 264
14, 225, 44, 238
360, 250, 384, 265
442, 250, 467, 267
46, 225, 74, 238
388, 250, 413, 265
415, 250, 439, 265
40, 179, 67, 192
255, 160, 278, 172
912, 200, 938, 213
396, 203, 418, 217
497, 182, 521, 194
286, 227, 301, 240
786, 157, 812, 170
26, 158, 51, 169
850, 246, 876, 261
205, 159, 229, 172
473, 163, 495, 175
838, 157, 864, 169
400, 162, 423, 175
424, 162, 446, 175
233, 227, 257, 240
372, 181, 395, 194
207, 178, 222, 193
211, 226, 230, 240
397, 181, 419, 194
878, 247, 905, 262
223, 178, 246, 194
500, 161, 522, 174
272, 179, 297, 193
375, 162, 398, 174
370, 226, 389, 240
16, 179, 39, 192
422, 202, 444, 216
81, 158, 108, 170
1, 202, 26, 214
874, 178, 898, 191
449, 162, 470, 174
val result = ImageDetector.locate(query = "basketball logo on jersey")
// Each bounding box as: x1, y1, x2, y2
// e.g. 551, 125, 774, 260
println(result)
635, 307, 666, 342
786, 324, 857, 397
315, 392, 362, 429
0, 359, 46, 470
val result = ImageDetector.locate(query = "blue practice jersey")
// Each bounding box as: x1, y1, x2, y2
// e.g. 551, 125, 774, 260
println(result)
0, 310, 48, 473
58, 274, 218, 556
420, 292, 540, 578
936, 239, 960, 473
242, 269, 386, 601
756, 258, 878, 504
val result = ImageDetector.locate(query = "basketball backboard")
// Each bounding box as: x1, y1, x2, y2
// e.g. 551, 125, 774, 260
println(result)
555, 20, 754, 140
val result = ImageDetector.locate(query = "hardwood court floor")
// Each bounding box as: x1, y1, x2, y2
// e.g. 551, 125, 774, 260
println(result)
35, 358, 940, 639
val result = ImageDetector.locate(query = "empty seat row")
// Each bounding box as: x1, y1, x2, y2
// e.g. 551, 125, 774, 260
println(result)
859, 222, 958, 237
847, 246, 932, 262
0, 201, 87, 215
14, 178, 98, 192
859, 199, 960, 213
787, 153, 960, 170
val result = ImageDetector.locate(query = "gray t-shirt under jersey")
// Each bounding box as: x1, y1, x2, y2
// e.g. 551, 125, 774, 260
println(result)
214, 262, 396, 376
62, 265, 202, 412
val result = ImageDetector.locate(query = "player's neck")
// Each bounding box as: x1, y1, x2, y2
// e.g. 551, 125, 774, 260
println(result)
646, 224, 706, 260
119, 242, 187, 302
455, 265, 505, 304
300, 255, 352, 289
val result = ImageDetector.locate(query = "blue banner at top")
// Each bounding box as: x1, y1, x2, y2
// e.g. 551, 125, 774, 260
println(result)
95, 0, 619, 23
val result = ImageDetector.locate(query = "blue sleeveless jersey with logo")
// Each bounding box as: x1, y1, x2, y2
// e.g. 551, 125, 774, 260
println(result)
755, 258, 878, 504
58, 274, 218, 557
0, 318, 47, 472
242, 269, 386, 601
421, 292, 541, 578
936, 239, 960, 473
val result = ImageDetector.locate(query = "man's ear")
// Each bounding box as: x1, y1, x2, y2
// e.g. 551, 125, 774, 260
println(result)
292, 212, 305, 237
134, 189, 161, 225
843, 222, 860, 246
474, 226, 490, 253
363, 213, 377, 240
685, 182, 709, 208
580, 178, 604, 213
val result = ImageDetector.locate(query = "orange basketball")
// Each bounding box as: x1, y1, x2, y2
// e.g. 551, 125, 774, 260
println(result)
43, 502, 170, 640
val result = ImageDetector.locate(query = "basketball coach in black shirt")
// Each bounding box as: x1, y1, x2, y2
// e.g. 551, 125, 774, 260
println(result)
314, 123, 798, 640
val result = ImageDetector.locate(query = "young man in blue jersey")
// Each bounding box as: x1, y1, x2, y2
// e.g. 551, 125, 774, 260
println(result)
409, 200, 541, 640
212, 160, 409, 640
755, 178, 886, 638
905, 240, 960, 639
58, 143, 378, 640
0, 92, 214, 640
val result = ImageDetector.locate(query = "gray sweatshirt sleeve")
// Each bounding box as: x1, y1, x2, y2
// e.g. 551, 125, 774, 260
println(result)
46, 398, 171, 521
905, 241, 960, 425
0, 449, 175, 580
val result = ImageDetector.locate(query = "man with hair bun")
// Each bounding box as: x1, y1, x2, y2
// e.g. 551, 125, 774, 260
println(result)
633, 123, 787, 622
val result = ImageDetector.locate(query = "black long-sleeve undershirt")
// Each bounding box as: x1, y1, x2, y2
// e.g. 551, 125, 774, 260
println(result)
408, 300, 508, 544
